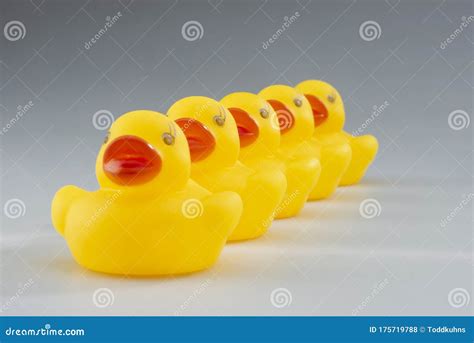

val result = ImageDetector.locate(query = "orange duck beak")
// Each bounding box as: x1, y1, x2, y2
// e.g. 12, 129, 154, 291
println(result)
266, 99, 295, 134
304, 94, 328, 127
103, 135, 162, 186
227, 107, 259, 148
175, 118, 216, 162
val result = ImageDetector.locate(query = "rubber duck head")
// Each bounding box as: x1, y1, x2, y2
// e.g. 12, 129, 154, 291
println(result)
95, 110, 190, 194
167, 96, 240, 169
220, 92, 280, 161
258, 85, 314, 147
295, 80, 345, 134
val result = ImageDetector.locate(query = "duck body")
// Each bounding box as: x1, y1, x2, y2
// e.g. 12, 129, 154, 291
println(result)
51, 110, 242, 275
274, 143, 321, 217
339, 132, 378, 185
258, 85, 321, 218
169, 96, 285, 241
296, 80, 378, 186
307, 136, 352, 199
221, 92, 287, 228
193, 161, 285, 241
52, 182, 241, 275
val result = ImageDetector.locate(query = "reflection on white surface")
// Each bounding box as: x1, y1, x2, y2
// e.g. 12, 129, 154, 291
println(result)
1, 179, 471, 316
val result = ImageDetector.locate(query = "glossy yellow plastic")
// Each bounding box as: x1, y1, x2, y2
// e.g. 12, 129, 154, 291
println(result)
220, 92, 287, 227
296, 80, 378, 185
258, 85, 321, 218
168, 96, 285, 241
51, 110, 242, 275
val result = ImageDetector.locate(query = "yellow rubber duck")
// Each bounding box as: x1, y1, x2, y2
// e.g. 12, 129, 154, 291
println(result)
168, 96, 286, 241
258, 85, 321, 218
51, 110, 242, 275
296, 80, 378, 185
220, 92, 287, 225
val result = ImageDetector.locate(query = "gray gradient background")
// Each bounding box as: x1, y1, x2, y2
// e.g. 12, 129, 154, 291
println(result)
0, 0, 472, 316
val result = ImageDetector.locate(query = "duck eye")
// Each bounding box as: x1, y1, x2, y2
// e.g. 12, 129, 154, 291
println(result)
162, 122, 176, 145
293, 98, 303, 107
327, 94, 336, 103
162, 132, 174, 145
103, 132, 110, 144
259, 108, 269, 118
213, 114, 225, 126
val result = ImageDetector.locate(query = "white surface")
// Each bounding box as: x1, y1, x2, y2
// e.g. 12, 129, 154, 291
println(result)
1, 177, 472, 316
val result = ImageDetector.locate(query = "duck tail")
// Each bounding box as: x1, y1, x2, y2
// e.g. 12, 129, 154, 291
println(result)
354, 134, 379, 160
51, 185, 84, 236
